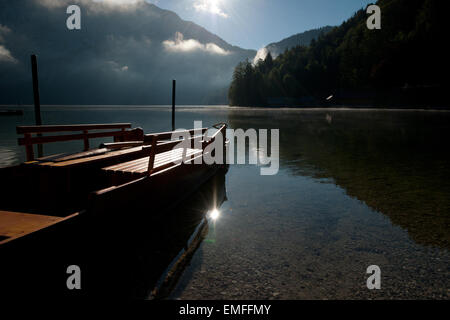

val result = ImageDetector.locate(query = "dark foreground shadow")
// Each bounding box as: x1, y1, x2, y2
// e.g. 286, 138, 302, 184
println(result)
0, 170, 228, 299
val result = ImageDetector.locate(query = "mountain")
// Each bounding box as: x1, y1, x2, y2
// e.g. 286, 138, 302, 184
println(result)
0, 0, 256, 105
229, 0, 447, 107
265, 26, 333, 57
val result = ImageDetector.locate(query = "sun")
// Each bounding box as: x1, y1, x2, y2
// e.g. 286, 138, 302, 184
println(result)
194, 0, 228, 18
96, 0, 138, 3
209, 0, 223, 15
209, 0, 221, 7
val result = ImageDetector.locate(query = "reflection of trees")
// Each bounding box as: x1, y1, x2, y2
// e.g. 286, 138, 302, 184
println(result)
228, 110, 450, 249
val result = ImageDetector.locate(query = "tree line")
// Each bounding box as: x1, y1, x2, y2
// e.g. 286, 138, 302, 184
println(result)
228, 0, 446, 107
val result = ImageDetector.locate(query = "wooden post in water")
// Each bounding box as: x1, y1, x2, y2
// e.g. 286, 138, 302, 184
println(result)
31, 54, 43, 158
172, 79, 176, 131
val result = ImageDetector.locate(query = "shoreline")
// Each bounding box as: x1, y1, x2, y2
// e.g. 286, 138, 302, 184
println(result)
1, 104, 450, 111
227, 105, 450, 111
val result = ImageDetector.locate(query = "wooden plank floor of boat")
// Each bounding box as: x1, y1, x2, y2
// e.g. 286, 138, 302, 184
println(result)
0, 210, 79, 245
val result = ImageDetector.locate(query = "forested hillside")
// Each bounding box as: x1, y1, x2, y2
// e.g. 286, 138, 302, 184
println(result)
229, 0, 446, 107
265, 26, 333, 58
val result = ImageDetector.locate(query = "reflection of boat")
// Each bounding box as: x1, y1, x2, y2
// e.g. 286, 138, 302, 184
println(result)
0, 122, 228, 298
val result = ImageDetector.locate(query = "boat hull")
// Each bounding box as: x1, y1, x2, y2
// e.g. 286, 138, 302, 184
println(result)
0, 163, 228, 298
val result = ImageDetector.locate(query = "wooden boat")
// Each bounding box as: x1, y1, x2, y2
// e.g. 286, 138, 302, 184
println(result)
0, 122, 228, 298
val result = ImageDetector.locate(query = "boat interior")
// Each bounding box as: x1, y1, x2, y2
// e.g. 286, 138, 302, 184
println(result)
0, 122, 229, 298
0, 122, 228, 246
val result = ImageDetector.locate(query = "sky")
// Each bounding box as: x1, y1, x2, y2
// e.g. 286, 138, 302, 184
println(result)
148, 0, 375, 50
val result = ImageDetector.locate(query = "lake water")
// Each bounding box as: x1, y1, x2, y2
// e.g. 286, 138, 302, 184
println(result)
1, 106, 449, 299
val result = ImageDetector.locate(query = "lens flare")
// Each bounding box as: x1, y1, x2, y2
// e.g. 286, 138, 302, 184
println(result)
209, 208, 220, 220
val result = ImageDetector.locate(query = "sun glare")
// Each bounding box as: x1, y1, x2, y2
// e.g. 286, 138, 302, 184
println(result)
194, 0, 228, 18
94, 0, 141, 4
209, 208, 220, 221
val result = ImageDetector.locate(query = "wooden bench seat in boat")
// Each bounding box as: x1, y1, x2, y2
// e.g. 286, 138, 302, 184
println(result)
35, 146, 145, 168
16, 123, 142, 162
102, 147, 203, 179
19, 125, 208, 171
100, 124, 227, 184
6, 123, 224, 214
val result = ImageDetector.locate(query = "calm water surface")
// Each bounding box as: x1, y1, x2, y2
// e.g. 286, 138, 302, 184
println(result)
1, 106, 449, 299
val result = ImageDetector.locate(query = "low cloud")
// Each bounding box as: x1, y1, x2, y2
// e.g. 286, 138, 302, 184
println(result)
95, 0, 142, 4
194, 0, 228, 18
0, 0, 255, 105
37, 0, 144, 11
0, 45, 18, 64
0, 25, 12, 42
253, 47, 269, 65
163, 32, 230, 55
106, 60, 130, 72
35, 0, 67, 8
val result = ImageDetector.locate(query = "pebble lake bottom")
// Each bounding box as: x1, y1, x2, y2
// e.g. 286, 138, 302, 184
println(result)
1, 105, 449, 299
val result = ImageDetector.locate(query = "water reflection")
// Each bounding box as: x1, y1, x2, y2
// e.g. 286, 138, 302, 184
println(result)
228, 109, 450, 249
